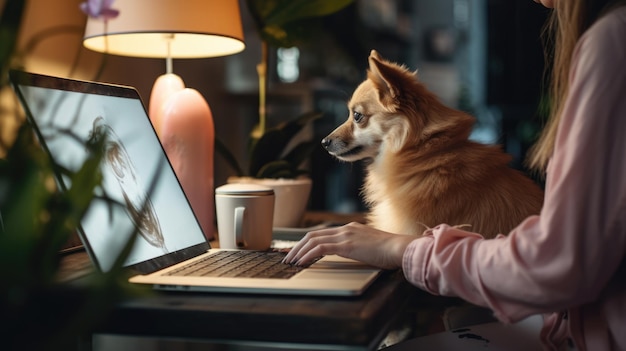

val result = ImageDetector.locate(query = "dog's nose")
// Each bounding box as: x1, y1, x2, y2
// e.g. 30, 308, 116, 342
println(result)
321, 138, 331, 149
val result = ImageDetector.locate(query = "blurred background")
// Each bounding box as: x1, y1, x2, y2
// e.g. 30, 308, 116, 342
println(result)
0, 0, 549, 215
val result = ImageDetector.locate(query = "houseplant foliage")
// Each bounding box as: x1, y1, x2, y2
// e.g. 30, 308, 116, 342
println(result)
1, 1, 145, 349
217, 110, 322, 179
0, 122, 143, 350
0, 110, 147, 350
246, 0, 354, 49
216, 0, 353, 180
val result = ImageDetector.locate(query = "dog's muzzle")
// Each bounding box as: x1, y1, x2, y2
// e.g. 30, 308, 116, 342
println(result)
321, 137, 364, 159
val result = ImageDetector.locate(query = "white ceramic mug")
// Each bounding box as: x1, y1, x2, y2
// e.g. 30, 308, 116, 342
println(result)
215, 183, 275, 250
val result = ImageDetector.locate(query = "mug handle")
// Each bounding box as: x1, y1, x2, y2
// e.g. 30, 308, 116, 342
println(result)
234, 206, 247, 248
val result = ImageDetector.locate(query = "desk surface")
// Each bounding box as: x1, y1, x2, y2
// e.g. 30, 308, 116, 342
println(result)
62, 251, 421, 351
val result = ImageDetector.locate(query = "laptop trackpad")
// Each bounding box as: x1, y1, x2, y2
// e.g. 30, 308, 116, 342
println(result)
297, 269, 380, 281
312, 255, 377, 268
297, 255, 380, 280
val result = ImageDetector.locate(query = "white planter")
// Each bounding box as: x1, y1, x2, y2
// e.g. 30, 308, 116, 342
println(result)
227, 177, 312, 228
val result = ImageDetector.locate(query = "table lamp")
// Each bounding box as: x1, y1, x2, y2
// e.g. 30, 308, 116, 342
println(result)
83, 0, 245, 240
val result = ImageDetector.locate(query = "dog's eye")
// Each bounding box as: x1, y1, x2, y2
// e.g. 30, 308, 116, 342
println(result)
353, 111, 365, 123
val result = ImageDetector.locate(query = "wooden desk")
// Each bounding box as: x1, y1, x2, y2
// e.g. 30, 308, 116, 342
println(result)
62, 251, 422, 351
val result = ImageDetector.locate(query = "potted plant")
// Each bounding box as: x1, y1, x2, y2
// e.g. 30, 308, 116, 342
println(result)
216, 110, 321, 228
1, 2, 146, 349
0, 121, 146, 351
216, 0, 353, 227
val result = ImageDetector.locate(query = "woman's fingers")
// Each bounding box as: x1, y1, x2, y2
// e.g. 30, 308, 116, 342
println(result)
283, 226, 345, 264
283, 222, 384, 265
283, 222, 419, 269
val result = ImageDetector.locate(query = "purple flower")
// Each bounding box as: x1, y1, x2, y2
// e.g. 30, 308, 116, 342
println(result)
80, 0, 120, 20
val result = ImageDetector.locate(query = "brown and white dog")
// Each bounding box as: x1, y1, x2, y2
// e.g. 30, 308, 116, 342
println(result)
321, 50, 543, 238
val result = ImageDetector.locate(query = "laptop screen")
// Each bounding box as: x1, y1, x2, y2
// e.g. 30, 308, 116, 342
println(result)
10, 71, 208, 273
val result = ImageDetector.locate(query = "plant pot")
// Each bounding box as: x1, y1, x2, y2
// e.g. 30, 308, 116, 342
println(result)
227, 177, 312, 228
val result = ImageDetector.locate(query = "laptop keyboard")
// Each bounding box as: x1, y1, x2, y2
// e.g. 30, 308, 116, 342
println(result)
165, 250, 308, 279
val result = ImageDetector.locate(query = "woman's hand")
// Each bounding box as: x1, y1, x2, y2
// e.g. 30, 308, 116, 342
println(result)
282, 222, 419, 269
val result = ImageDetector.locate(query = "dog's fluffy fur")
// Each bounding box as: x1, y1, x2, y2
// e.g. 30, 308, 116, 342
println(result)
322, 50, 543, 238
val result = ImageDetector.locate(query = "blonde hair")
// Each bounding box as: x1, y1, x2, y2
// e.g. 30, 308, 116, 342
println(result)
527, 0, 626, 173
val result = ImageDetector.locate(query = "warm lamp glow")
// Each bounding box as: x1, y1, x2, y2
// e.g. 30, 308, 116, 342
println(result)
83, 0, 245, 58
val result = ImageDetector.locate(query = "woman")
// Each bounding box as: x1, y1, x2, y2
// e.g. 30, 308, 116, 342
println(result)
284, 0, 626, 349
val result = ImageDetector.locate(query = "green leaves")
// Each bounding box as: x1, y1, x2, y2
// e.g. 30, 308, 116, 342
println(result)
0, 124, 53, 284
246, 0, 354, 47
215, 137, 245, 177
248, 111, 321, 179
0, 123, 103, 287
1, 5, 151, 348
215, 111, 322, 179
0, 120, 149, 350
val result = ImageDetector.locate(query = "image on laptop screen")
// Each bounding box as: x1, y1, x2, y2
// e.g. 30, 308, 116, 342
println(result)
12, 74, 207, 272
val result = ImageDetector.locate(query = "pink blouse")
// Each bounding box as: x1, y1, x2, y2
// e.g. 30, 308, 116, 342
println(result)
403, 6, 626, 351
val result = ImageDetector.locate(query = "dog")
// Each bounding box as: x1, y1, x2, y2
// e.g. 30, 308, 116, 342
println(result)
321, 50, 543, 238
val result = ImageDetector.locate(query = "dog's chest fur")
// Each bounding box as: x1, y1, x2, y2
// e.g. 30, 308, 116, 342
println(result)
363, 148, 451, 235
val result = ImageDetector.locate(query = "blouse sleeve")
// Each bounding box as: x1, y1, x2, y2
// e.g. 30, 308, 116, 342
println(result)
402, 9, 626, 324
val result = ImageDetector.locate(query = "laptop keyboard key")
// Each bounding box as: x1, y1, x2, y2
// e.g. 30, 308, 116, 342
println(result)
166, 250, 307, 280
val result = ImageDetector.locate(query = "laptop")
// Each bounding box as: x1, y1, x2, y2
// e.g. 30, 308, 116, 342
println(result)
9, 70, 381, 296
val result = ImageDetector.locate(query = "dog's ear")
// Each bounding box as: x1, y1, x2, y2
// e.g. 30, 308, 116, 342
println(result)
367, 50, 408, 109
369, 49, 382, 62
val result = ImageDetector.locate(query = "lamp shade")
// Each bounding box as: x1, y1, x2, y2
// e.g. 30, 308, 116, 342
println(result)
83, 0, 245, 58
